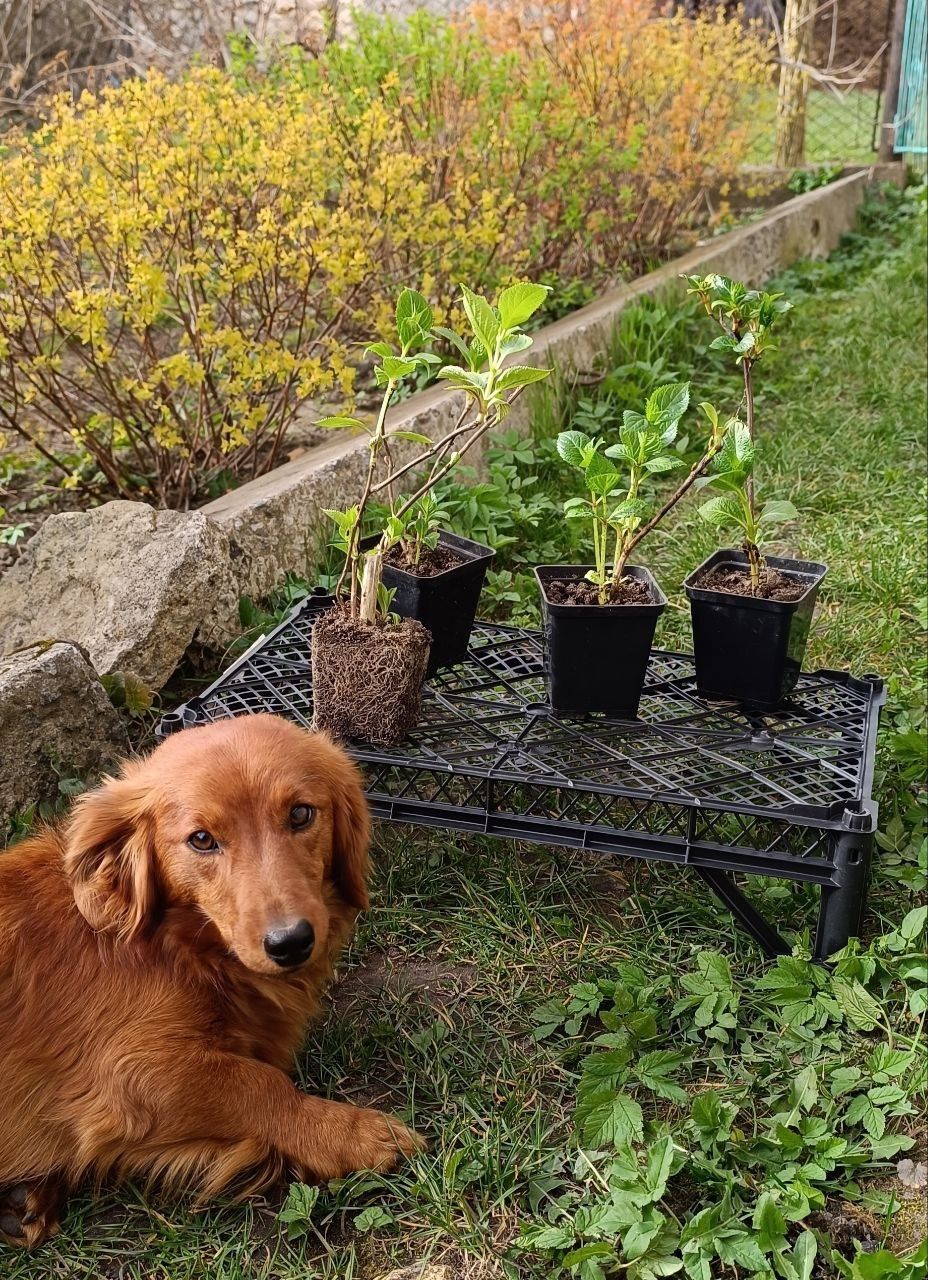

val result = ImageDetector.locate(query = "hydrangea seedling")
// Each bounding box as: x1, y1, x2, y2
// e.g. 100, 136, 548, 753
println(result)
319, 283, 551, 621
684, 274, 796, 593
555, 383, 725, 604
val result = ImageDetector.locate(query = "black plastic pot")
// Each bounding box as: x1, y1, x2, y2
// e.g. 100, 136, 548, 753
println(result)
684, 549, 827, 710
535, 565, 667, 717
372, 531, 495, 675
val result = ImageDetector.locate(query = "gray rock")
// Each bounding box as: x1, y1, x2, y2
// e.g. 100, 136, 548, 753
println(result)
0, 642, 127, 830
0, 501, 241, 689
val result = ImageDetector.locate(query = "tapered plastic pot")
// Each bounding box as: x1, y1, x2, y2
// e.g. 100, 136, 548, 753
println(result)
366, 531, 495, 675
534, 565, 667, 717
684, 549, 827, 710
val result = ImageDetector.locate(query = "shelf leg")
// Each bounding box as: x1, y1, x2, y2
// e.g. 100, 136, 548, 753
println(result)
814, 832, 873, 961
697, 868, 791, 957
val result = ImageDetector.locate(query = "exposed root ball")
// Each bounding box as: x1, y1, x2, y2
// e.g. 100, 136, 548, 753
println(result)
311, 609, 431, 747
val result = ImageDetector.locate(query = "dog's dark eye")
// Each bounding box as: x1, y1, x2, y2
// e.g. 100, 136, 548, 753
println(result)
289, 804, 315, 831
188, 830, 219, 853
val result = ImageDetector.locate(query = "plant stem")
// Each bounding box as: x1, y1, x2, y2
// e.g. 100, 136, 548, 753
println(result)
359, 550, 383, 624
386, 404, 501, 527
612, 466, 643, 587
370, 402, 472, 494
343, 377, 396, 619
739, 489, 766, 596
593, 500, 606, 604
622, 443, 721, 566
743, 358, 756, 513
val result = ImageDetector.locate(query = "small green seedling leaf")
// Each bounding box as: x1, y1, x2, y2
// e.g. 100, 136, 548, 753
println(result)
395, 287, 433, 351
380, 355, 419, 380
436, 365, 487, 395
354, 1205, 394, 1233
557, 430, 591, 467
389, 430, 433, 445
365, 340, 393, 359
644, 382, 689, 429
497, 281, 550, 329
316, 415, 368, 432
759, 499, 798, 525
459, 283, 500, 354
278, 1182, 319, 1240
494, 364, 551, 393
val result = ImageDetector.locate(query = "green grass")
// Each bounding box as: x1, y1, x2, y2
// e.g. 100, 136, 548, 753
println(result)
3, 188, 926, 1280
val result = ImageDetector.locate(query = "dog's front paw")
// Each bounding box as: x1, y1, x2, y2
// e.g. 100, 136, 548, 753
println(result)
302, 1100, 425, 1181
348, 1106, 426, 1174
0, 1179, 64, 1249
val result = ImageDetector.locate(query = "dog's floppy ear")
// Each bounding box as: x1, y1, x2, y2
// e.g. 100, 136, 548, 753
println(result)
64, 772, 161, 938
323, 744, 371, 913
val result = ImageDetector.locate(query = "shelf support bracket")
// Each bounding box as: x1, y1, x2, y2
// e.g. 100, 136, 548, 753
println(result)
697, 868, 791, 957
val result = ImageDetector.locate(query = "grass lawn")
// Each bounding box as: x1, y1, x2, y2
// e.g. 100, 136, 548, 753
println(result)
3, 187, 926, 1280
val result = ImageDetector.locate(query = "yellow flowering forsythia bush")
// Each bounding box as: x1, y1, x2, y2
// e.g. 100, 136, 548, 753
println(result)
0, 2, 767, 508
0, 71, 508, 506
315, 3, 768, 282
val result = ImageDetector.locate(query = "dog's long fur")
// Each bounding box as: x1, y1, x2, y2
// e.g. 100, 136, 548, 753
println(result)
0, 714, 421, 1248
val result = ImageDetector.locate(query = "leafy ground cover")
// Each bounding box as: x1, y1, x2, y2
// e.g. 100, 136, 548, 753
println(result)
3, 186, 926, 1280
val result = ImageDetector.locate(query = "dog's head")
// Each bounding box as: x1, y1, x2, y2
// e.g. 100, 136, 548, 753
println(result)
63, 715, 370, 977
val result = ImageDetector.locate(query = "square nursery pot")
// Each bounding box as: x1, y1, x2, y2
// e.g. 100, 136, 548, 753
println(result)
369, 531, 495, 675
311, 609, 431, 747
535, 565, 667, 718
684, 548, 828, 711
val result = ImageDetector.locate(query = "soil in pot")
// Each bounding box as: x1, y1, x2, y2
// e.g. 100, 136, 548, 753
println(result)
544, 577, 653, 606
311, 607, 431, 747
384, 543, 464, 576
535, 565, 667, 717
695, 563, 805, 602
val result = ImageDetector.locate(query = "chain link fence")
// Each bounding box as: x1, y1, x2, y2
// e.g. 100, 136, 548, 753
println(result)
737, 0, 892, 166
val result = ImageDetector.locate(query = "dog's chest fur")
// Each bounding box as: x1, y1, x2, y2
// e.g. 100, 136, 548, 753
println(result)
217, 963, 327, 1070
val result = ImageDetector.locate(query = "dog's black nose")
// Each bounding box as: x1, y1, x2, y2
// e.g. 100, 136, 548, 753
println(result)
263, 919, 315, 968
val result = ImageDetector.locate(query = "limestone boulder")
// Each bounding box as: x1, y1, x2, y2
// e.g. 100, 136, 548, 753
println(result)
0, 502, 241, 689
0, 642, 127, 830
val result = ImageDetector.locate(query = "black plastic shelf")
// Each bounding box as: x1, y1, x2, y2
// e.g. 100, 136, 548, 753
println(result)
158, 594, 885, 959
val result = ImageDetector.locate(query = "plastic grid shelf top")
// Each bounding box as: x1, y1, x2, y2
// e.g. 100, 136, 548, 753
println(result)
158, 594, 885, 878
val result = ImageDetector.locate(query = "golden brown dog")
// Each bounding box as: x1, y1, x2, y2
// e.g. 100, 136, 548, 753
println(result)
0, 713, 422, 1248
